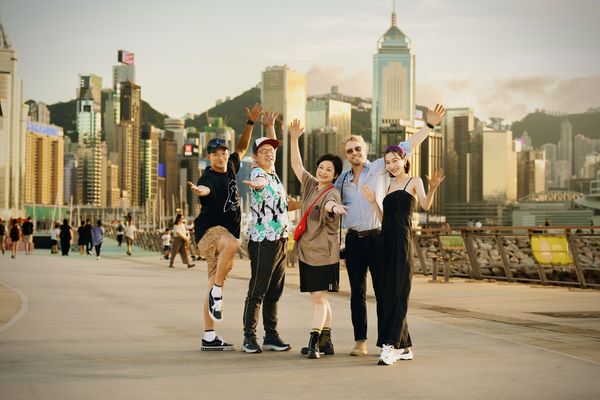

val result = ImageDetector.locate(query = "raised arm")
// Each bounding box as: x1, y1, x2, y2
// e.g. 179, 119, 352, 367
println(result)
259, 110, 279, 140
289, 119, 306, 181
404, 104, 445, 150
235, 103, 263, 158
413, 168, 445, 211
361, 185, 383, 222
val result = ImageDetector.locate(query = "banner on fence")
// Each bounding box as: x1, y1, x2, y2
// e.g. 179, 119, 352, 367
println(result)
531, 235, 573, 266
439, 235, 466, 251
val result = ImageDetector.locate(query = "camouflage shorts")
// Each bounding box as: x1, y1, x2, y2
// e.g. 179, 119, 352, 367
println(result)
197, 226, 232, 278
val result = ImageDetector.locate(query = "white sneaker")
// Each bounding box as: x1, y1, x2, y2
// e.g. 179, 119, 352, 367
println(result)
396, 348, 413, 361
377, 344, 396, 365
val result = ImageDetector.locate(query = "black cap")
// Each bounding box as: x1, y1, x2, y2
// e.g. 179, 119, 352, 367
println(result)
206, 138, 229, 154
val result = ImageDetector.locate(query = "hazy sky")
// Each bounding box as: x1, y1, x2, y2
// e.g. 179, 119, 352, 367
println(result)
2, 0, 599, 123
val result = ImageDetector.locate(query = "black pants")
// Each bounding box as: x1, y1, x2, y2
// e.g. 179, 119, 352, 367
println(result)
243, 239, 286, 338
94, 243, 102, 257
60, 239, 70, 255
116, 234, 123, 246
344, 232, 384, 341
86, 241, 93, 254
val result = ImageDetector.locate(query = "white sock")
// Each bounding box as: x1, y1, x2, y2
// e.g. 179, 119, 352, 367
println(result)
204, 330, 216, 341
211, 285, 222, 298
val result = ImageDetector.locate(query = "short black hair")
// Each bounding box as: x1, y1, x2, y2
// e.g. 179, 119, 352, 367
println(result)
316, 153, 343, 182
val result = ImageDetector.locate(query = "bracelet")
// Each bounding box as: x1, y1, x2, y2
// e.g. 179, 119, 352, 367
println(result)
246, 120, 255, 126
426, 122, 435, 129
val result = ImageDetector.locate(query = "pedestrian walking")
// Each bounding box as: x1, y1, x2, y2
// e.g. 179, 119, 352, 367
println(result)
59, 219, 72, 256
21, 216, 34, 255
124, 220, 136, 256
161, 228, 172, 260
116, 221, 125, 247
0, 219, 6, 255
9, 219, 21, 259
92, 220, 105, 260
168, 214, 195, 268
50, 223, 60, 254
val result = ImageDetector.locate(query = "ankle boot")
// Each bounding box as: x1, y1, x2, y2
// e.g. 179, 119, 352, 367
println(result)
307, 331, 320, 359
319, 328, 335, 355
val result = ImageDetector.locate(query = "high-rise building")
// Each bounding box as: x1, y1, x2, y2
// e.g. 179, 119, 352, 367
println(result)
442, 108, 476, 204
141, 125, 161, 207
119, 81, 142, 207
558, 119, 573, 172
164, 118, 187, 156
517, 150, 545, 199
160, 130, 179, 217
305, 98, 351, 170
24, 120, 64, 206
75, 74, 105, 206
574, 133, 595, 178
27, 101, 50, 124
541, 142, 558, 188
0, 24, 28, 218
554, 160, 572, 189
261, 65, 306, 194
482, 129, 517, 202
371, 6, 415, 156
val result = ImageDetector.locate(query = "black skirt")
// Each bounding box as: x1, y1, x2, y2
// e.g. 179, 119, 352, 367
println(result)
299, 260, 340, 293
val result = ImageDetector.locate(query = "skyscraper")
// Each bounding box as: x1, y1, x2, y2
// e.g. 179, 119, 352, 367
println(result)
24, 120, 64, 206
305, 98, 351, 171
482, 129, 517, 202
0, 24, 28, 218
141, 125, 160, 208
76, 74, 105, 206
541, 142, 558, 188
119, 81, 142, 207
261, 65, 306, 194
371, 5, 415, 156
558, 119, 573, 170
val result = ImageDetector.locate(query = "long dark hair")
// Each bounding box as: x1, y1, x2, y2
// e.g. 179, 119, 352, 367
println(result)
384, 145, 410, 176
174, 214, 183, 225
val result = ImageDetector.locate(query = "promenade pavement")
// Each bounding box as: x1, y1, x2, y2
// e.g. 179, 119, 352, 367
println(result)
0, 238, 599, 399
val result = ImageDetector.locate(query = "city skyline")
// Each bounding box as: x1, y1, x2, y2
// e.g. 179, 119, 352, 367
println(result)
1, 0, 599, 123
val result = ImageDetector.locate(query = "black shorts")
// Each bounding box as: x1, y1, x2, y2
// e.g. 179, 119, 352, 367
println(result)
50, 239, 58, 245
299, 260, 340, 293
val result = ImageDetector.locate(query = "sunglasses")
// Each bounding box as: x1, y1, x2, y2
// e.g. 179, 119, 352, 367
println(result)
258, 148, 276, 155
345, 146, 362, 155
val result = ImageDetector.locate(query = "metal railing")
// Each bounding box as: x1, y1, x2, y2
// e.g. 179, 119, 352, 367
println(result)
411, 226, 600, 289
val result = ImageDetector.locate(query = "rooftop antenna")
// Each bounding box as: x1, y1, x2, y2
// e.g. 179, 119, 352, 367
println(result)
392, 0, 397, 26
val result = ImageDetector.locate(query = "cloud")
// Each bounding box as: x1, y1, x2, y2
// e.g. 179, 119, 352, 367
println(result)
305, 66, 371, 98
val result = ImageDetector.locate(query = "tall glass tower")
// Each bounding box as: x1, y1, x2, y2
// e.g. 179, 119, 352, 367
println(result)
371, 4, 415, 156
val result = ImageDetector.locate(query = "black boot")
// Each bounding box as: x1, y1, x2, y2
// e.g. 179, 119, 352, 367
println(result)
301, 328, 335, 355
307, 331, 320, 359
319, 328, 335, 355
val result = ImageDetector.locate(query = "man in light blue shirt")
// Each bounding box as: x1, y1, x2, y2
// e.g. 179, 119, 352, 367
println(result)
335, 104, 445, 356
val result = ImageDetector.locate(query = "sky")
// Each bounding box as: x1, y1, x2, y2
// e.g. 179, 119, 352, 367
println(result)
1, 0, 599, 124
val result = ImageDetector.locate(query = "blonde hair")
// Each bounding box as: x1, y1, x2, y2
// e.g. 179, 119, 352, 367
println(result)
345, 135, 366, 146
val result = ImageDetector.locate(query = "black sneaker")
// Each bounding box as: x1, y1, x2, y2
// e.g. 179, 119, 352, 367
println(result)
242, 337, 263, 353
201, 336, 234, 351
263, 335, 291, 351
208, 290, 222, 322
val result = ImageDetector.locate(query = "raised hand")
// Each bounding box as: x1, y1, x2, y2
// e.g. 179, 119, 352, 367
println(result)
426, 104, 445, 127
427, 168, 445, 189
361, 185, 377, 204
289, 119, 304, 139
259, 110, 279, 128
245, 103, 264, 122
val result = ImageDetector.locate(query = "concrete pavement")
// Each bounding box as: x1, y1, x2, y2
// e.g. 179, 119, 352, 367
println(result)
0, 238, 599, 399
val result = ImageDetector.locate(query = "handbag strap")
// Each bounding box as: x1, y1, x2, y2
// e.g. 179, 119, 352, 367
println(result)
300, 185, 334, 222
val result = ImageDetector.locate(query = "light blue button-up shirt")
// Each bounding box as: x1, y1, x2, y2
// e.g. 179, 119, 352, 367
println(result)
334, 158, 389, 231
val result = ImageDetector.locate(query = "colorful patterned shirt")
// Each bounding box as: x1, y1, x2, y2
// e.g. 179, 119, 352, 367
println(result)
248, 167, 289, 242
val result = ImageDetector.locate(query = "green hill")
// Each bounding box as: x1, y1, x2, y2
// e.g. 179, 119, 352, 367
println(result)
47, 97, 168, 142
511, 110, 600, 147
